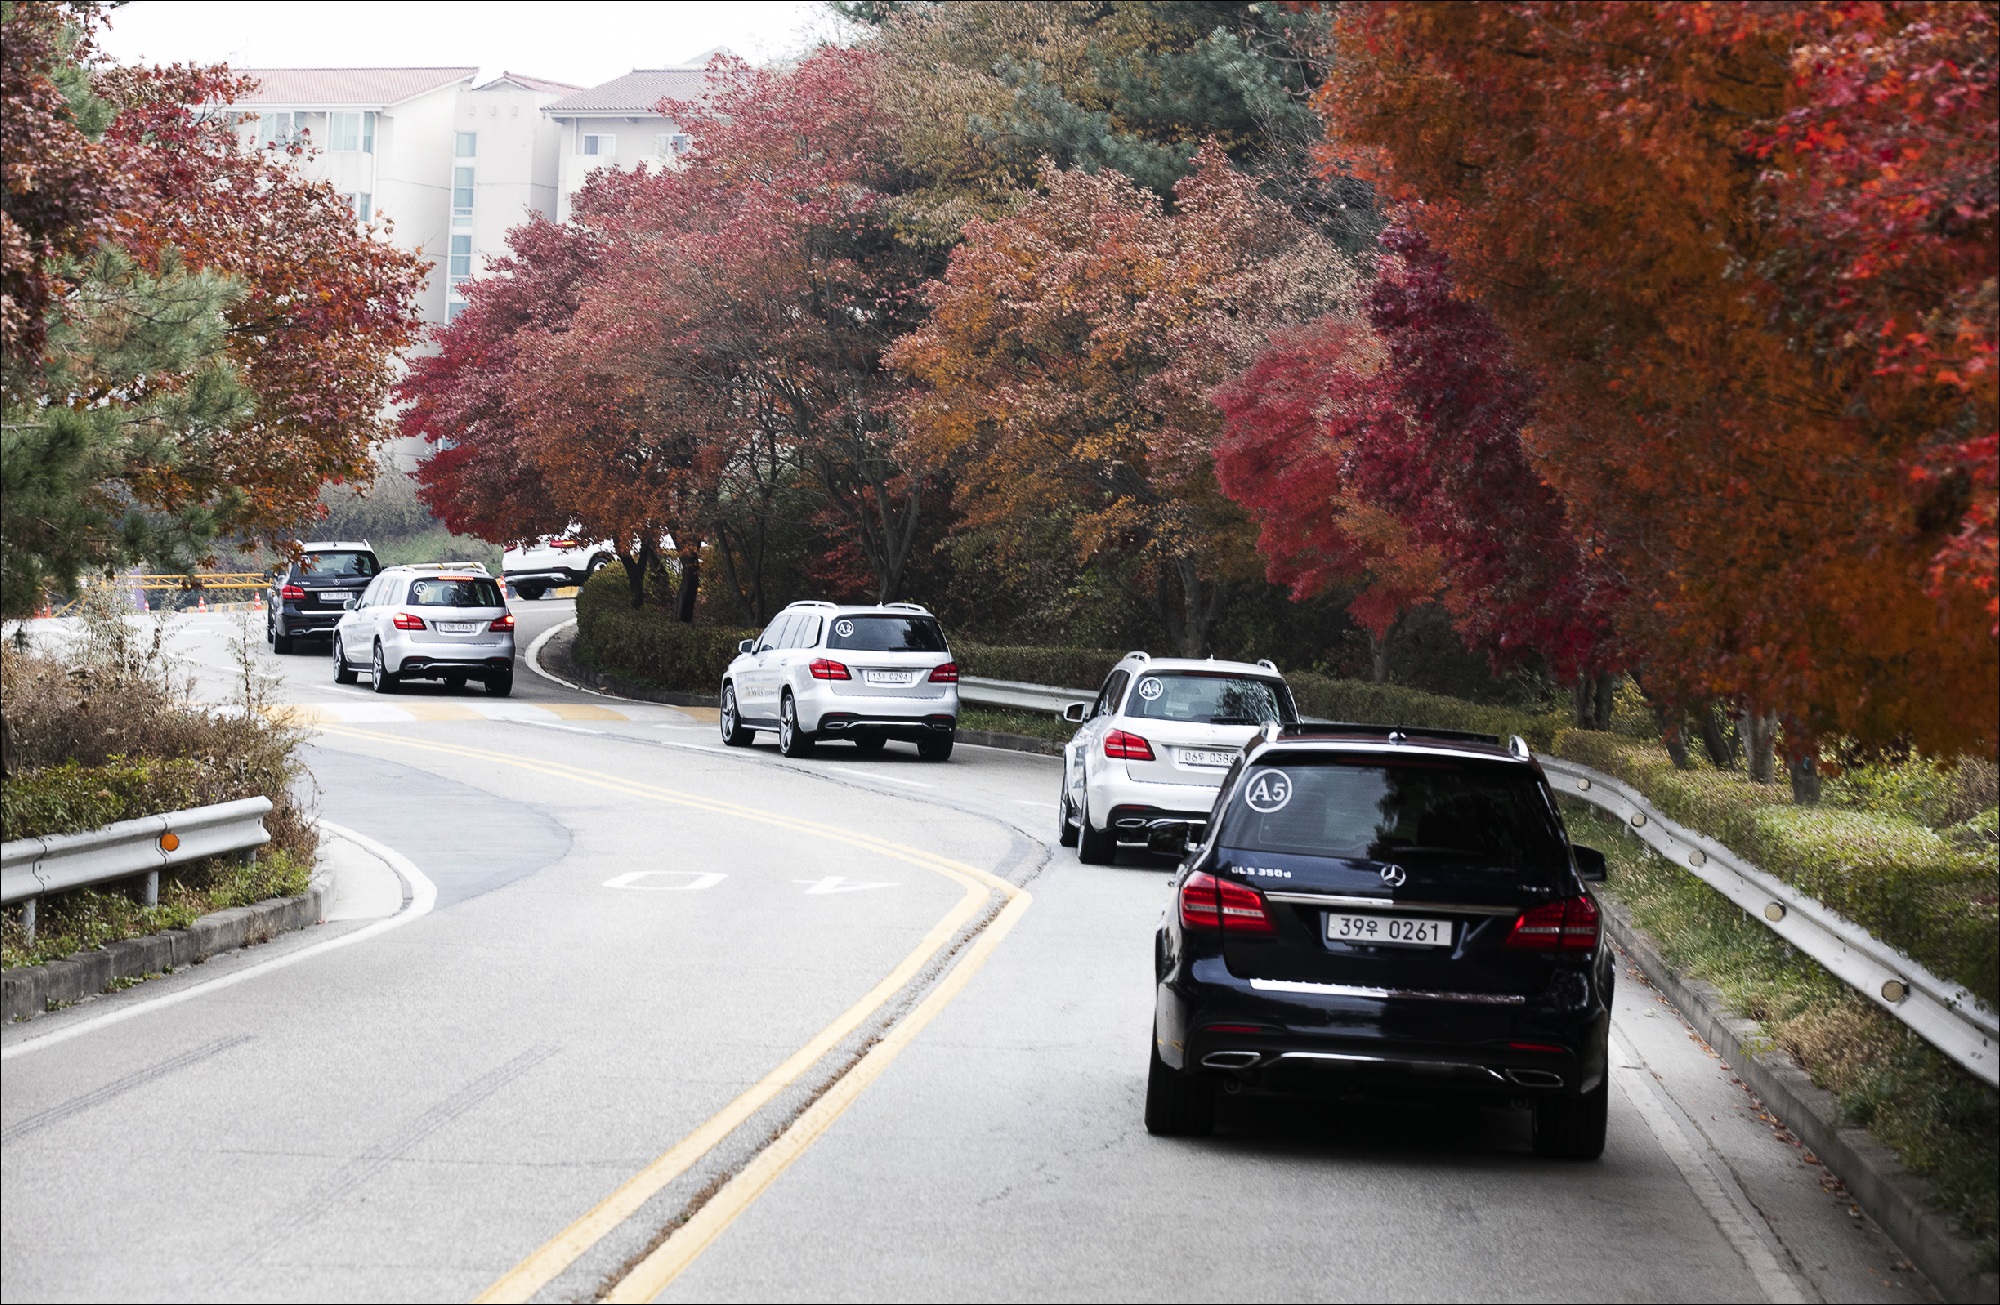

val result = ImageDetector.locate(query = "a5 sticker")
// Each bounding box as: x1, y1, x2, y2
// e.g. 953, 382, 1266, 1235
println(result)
1242, 768, 1293, 813
1135, 676, 1164, 701
834, 619, 855, 638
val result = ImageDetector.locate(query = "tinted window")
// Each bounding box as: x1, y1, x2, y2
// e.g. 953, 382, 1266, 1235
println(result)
1123, 673, 1295, 725
824, 615, 947, 653
1095, 670, 1129, 719
299, 551, 376, 579
758, 615, 790, 651
789, 615, 822, 649
1216, 759, 1565, 870
405, 577, 504, 607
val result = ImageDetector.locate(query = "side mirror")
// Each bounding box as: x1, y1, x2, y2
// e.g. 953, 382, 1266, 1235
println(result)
737, 639, 754, 655
1573, 845, 1607, 883
1063, 701, 1090, 724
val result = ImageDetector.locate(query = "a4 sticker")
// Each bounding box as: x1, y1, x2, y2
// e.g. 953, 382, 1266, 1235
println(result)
1242, 768, 1293, 813
1135, 676, 1164, 701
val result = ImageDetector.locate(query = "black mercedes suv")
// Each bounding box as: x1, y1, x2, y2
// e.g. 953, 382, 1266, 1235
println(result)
1146, 723, 1613, 1158
268, 542, 378, 654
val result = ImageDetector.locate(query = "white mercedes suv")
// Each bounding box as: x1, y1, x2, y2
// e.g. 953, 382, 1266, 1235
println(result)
719, 602, 960, 760
1059, 652, 1298, 862
332, 564, 515, 696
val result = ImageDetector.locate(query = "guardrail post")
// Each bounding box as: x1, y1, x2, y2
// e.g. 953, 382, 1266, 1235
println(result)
141, 870, 159, 906
20, 896, 35, 944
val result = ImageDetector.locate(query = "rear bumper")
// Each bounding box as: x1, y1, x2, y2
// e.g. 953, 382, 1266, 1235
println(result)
1088, 771, 1224, 840
814, 712, 957, 741
1155, 955, 1610, 1098
503, 567, 586, 587
795, 683, 961, 731
278, 607, 345, 635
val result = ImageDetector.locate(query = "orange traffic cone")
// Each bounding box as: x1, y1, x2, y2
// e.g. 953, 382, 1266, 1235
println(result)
253, 592, 263, 611
197, 594, 208, 613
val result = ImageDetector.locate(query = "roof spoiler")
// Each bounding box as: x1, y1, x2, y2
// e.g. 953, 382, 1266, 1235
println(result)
1271, 722, 1504, 747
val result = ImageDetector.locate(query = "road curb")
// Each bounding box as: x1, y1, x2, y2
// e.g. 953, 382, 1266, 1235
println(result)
1599, 896, 1998, 1304
957, 728, 1063, 757
3, 880, 326, 1023
525, 618, 721, 708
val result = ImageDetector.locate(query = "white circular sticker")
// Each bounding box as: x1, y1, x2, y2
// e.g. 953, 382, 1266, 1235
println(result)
834, 619, 855, 638
1243, 768, 1293, 813
1136, 676, 1164, 701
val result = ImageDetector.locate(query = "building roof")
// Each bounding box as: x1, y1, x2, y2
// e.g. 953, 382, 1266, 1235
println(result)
234, 67, 477, 108
475, 71, 583, 96
542, 67, 717, 117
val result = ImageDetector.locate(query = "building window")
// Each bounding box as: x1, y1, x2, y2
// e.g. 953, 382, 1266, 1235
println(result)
449, 234, 472, 290
456, 131, 477, 158
348, 192, 373, 223
452, 166, 474, 217
257, 110, 300, 146
581, 133, 615, 157
447, 301, 468, 324
656, 132, 692, 157
328, 111, 375, 153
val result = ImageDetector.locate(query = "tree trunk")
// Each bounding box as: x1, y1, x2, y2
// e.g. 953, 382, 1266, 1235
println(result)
1788, 753, 1822, 805
1592, 674, 1615, 730
1368, 628, 1390, 684
619, 542, 648, 610
1661, 718, 1692, 769
1572, 678, 1592, 729
1743, 710, 1778, 784
1698, 703, 1735, 769
674, 544, 701, 623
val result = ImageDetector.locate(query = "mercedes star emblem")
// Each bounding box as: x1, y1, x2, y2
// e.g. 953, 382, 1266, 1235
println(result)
1379, 864, 1407, 888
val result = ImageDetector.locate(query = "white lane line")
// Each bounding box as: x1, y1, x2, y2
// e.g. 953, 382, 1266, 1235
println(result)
1, 821, 436, 1062
1611, 1029, 1807, 1303
1012, 799, 1055, 807
858, 773, 936, 789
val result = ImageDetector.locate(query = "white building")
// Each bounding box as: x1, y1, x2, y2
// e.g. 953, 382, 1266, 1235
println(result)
542, 59, 724, 222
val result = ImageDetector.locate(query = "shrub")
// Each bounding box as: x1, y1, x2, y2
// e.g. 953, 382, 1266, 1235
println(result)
3, 757, 216, 840
953, 644, 1123, 691
573, 564, 754, 693
1286, 673, 1569, 750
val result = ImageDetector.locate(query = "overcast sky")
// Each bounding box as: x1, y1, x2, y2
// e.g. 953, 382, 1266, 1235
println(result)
93, 1, 845, 86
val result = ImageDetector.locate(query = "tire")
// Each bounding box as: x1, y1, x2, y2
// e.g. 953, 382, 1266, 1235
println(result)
516, 583, 546, 601
370, 642, 398, 694
719, 684, 754, 746
1058, 791, 1079, 847
1532, 1075, 1609, 1160
332, 636, 357, 685
778, 693, 815, 757
916, 732, 954, 762
443, 672, 468, 692
851, 732, 887, 755
1144, 1039, 1215, 1137
1076, 785, 1116, 864
486, 668, 514, 697
272, 619, 294, 656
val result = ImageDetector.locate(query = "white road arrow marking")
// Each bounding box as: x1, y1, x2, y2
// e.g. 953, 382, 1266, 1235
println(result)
794, 876, 897, 895
603, 871, 727, 891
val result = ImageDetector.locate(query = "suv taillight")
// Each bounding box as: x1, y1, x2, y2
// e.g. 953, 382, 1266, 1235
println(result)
1104, 729, 1155, 760
489, 613, 514, 632
280, 584, 306, 602
550, 539, 576, 549
929, 661, 959, 683
809, 658, 851, 680
392, 611, 426, 631
1505, 895, 1600, 952
1179, 871, 1276, 936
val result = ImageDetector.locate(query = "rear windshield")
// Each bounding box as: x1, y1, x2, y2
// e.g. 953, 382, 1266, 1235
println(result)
406, 577, 503, 607
1123, 672, 1296, 726
299, 551, 376, 579
1216, 759, 1565, 869
824, 615, 948, 653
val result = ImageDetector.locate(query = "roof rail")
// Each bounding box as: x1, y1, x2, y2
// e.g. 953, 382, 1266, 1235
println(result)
1508, 734, 1532, 759
882, 601, 930, 613
788, 600, 839, 609
1124, 650, 1151, 663
1256, 658, 1277, 671
1275, 721, 1503, 747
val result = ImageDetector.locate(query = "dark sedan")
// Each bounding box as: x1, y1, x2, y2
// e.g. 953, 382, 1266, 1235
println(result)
1147, 724, 1614, 1158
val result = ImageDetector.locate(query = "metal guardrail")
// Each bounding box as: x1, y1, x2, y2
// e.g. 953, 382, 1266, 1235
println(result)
958, 675, 1093, 715
1541, 756, 1998, 1088
1, 797, 274, 942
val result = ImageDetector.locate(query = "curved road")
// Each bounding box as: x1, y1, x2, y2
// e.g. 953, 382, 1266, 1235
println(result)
2, 601, 1933, 1302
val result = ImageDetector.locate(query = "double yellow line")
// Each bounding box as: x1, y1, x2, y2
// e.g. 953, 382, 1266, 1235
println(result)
313, 725, 1031, 1302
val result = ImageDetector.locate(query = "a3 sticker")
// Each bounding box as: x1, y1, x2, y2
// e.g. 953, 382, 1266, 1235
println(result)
1136, 676, 1164, 701
834, 619, 855, 638
1243, 768, 1293, 813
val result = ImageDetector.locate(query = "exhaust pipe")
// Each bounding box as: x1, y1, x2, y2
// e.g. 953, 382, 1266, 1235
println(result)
1504, 1068, 1564, 1087
1201, 1050, 1263, 1070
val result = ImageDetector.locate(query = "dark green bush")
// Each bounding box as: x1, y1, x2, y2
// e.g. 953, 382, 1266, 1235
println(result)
2, 757, 217, 841
1286, 672, 1568, 750
574, 564, 754, 693
953, 644, 1123, 691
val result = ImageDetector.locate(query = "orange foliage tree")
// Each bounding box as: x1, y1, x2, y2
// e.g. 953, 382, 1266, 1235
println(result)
1319, 0, 1997, 756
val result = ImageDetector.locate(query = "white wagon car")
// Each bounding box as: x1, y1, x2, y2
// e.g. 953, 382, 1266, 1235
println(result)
502, 533, 613, 599
719, 601, 960, 760
1059, 652, 1298, 863
332, 564, 515, 696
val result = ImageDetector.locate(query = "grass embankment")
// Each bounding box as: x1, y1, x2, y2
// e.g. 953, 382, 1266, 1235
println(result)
1, 599, 317, 971
1570, 800, 1998, 1255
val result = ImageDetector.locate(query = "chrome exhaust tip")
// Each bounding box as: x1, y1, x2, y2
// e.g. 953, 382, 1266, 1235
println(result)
1201, 1050, 1263, 1070
1504, 1068, 1564, 1088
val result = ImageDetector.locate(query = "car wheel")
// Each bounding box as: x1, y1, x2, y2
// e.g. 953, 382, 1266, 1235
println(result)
916, 732, 954, 762
851, 732, 887, 755
719, 684, 754, 746
272, 618, 293, 655
332, 636, 357, 685
443, 672, 468, 692
778, 693, 816, 757
516, 583, 546, 601
1076, 784, 1116, 864
370, 642, 398, 694
1144, 1039, 1215, 1137
1058, 791, 1079, 847
486, 667, 514, 697
1532, 1075, 1608, 1160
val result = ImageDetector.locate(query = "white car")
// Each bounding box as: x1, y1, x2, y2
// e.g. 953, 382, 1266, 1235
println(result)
332, 565, 515, 695
719, 601, 960, 760
1059, 652, 1297, 863
503, 534, 613, 599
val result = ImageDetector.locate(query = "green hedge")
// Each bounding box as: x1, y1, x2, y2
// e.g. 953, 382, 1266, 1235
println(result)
953, 644, 1123, 690
4, 757, 223, 842
573, 564, 754, 693
1554, 730, 1998, 1005
1286, 673, 1568, 751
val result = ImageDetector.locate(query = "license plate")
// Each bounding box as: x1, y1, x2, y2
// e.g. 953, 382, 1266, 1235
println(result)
1325, 912, 1452, 948
438, 621, 478, 634
1179, 748, 1235, 768
865, 670, 916, 686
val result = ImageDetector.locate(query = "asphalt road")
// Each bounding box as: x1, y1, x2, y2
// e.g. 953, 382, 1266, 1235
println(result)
1, 602, 1937, 1302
